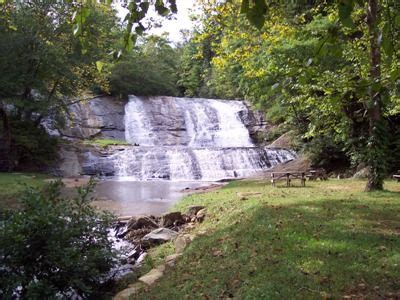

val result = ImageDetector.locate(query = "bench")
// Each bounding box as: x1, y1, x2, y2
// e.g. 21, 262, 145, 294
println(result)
271, 172, 306, 187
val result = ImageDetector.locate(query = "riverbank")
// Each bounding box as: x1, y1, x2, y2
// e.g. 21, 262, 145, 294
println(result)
133, 179, 400, 299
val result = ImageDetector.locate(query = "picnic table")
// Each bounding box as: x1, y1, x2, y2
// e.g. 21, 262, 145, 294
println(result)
393, 170, 400, 182
271, 172, 306, 187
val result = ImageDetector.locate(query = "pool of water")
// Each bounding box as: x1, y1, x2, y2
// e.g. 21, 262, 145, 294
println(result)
88, 180, 212, 217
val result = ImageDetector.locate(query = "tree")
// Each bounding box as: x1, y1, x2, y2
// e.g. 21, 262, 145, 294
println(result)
239, 0, 399, 191
110, 35, 180, 97
0, 1, 119, 170
0, 180, 118, 299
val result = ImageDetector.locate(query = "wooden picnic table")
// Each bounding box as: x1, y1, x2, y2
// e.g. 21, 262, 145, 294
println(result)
393, 170, 400, 182
271, 171, 306, 187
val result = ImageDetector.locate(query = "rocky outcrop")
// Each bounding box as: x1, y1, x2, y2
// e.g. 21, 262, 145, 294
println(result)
54, 96, 296, 179
242, 101, 271, 144
61, 96, 126, 140
268, 132, 294, 149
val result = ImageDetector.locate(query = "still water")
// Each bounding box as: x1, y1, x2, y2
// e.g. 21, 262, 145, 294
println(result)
90, 180, 212, 217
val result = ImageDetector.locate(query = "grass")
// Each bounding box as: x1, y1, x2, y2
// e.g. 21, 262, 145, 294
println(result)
136, 179, 400, 299
82, 138, 130, 148
0, 172, 50, 209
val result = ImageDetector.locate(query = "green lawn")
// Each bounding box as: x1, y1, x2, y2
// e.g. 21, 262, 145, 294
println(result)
136, 179, 400, 299
0, 172, 50, 209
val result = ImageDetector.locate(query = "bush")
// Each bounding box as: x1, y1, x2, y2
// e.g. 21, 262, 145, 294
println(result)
0, 180, 118, 299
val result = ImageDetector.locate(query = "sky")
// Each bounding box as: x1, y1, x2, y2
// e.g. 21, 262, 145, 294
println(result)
114, 0, 197, 43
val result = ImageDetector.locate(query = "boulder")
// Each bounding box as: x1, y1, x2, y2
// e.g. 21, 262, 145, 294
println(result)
161, 211, 185, 228
114, 283, 143, 300
353, 167, 370, 179
138, 265, 165, 286
174, 235, 193, 254
196, 208, 207, 223
142, 228, 178, 245
187, 205, 206, 217
165, 253, 182, 267
127, 216, 159, 231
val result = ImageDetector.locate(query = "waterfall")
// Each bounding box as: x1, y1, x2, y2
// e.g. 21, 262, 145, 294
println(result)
111, 96, 296, 181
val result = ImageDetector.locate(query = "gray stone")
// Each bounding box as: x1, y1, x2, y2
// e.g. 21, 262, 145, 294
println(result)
187, 205, 206, 217
58, 147, 82, 177
174, 235, 193, 254
165, 253, 182, 267
142, 228, 178, 244
113, 283, 143, 300
196, 208, 207, 223
161, 211, 185, 228
61, 96, 126, 140
138, 265, 165, 285
353, 167, 370, 179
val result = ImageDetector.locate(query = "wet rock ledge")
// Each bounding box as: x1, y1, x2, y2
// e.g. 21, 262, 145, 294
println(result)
113, 206, 207, 299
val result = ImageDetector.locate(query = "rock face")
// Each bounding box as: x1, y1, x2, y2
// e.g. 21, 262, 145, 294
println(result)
55, 95, 296, 179
61, 96, 126, 140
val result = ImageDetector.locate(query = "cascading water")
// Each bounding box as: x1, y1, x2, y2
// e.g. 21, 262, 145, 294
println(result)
111, 96, 296, 181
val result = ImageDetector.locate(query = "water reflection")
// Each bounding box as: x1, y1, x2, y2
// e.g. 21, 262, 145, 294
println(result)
91, 180, 211, 216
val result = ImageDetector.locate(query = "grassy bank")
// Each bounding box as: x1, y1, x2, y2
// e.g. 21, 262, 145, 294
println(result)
137, 179, 400, 299
82, 138, 130, 148
0, 172, 50, 209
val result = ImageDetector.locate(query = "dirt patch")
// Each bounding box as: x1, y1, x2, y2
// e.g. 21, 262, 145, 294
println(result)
180, 183, 226, 194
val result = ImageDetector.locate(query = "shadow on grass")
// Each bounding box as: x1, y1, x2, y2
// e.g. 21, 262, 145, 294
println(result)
142, 194, 400, 299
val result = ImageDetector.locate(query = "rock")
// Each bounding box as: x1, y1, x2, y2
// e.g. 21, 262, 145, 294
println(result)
58, 147, 82, 177
196, 208, 207, 223
268, 132, 294, 149
353, 167, 370, 179
161, 211, 185, 228
165, 253, 182, 267
114, 283, 143, 300
142, 228, 178, 245
187, 205, 206, 217
127, 216, 159, 231
138, 265, 165, 286
126, 228, 153, 243
174, 235, 193, 254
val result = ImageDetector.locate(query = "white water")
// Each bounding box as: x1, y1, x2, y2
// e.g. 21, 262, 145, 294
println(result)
113, 96, 295, 181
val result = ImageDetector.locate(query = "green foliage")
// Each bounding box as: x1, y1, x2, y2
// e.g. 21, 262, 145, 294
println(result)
83, 138, 130, 148
110, 35, 180, 97
0, 180, 118, 299
11, 119, 59, 170
0, 1, 119, 170
179, 0, 400, 186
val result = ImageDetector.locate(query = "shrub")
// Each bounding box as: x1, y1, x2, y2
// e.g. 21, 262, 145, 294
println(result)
0, 180, 118, 299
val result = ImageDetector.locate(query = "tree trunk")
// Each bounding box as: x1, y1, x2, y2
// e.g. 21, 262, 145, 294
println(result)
365, 0, 385, 191
0, 102, 13, 171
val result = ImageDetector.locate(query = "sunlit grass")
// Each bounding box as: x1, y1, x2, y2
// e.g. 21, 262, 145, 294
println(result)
0, 172, 50, 209
137, 179, 400, 299
82, 138, 130, 148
